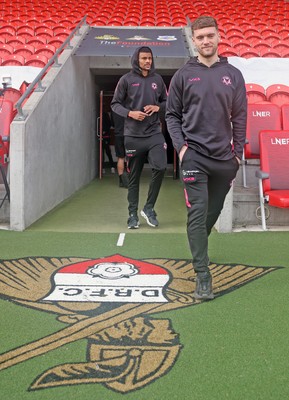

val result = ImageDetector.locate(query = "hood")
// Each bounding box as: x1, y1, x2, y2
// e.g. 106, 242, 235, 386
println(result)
187, 55, 229, 66
131, 46, 155, 75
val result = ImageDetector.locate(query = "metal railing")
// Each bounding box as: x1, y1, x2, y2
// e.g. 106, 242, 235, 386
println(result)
14, 16, 87, 121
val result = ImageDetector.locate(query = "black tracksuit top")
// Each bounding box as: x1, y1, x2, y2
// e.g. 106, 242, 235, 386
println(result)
111, 47, 167, 138
166, 56, 247, 160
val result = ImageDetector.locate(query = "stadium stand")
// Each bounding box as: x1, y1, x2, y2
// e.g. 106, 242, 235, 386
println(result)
1, 0, 289, 230
256, 130, 289, 230
0, 0, 289, 59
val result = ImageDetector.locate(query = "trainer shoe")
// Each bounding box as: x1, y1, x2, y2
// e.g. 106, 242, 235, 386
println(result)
194, 271, 214, 300
127, 214, 139, 229
140, 208, 159, 227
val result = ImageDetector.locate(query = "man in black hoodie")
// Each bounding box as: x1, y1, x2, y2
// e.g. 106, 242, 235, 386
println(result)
111, 46, 167, 229
166, 16, 247, 300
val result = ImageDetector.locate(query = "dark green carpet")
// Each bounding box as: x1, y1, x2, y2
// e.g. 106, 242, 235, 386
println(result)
0, 174, 289, 400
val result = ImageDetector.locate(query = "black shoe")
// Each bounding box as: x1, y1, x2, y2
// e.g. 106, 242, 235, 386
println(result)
119, 173, 128, 188
140, 208, 158, 227
194, 271, 214, 300
127, 214, 139, 229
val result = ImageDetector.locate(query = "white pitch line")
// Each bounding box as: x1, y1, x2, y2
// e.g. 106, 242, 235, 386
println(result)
117, 233, 126, 246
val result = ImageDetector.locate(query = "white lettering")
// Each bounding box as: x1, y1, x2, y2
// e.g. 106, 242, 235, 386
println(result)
271, 138, 289, 145
44, 286, 168, 303
252, 111, 271, 117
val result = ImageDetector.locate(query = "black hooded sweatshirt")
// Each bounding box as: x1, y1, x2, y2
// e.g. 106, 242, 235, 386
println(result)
166, 56, 247, 160
111, 47, 167, 138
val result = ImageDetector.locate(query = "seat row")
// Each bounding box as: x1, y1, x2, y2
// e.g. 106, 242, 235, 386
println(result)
246, 83, 289, 107
0, 26, 70, 42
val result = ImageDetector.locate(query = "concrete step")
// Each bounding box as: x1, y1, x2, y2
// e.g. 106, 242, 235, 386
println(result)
233, 183, 289, 230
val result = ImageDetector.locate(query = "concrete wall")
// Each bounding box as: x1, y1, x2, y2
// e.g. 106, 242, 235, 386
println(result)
10, 28, 96, 230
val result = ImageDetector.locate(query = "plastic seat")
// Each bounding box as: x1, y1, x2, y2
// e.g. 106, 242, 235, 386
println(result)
266, 84, 289, 107
260, 48, 281, 58
35, 27, 54, 40
47, 37, 64, 48
239, 48, 260, 58
263, 32, 280, 43
13, 44, 35, 59
52, 27, 71, 37
245, 83, 267, 104
281, 48, 289, 58
0, 28, 16, 40
230, 38, 251, 50
0, 99, 14, 152
26, 37, 47, 47
24, 54, 49, 68
6, 36, 26, 47
3, 88, 22, 107
1, 54, 25, 66
245, 103, 282, 160
218, 46, 239, 57
279, 29, 289, 40
271, 40, 289, 52
244, 31, 262, 41
34, 44, 56, 59
17, 26, 35, 39
251, 41, 271, 52
0, 136, 10, 207
256, 130, 289, 230
281, 104, 289, 130
0, 44, 13, 59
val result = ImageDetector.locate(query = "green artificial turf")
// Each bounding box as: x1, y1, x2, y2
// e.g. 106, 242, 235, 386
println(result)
0, 173, 289, 400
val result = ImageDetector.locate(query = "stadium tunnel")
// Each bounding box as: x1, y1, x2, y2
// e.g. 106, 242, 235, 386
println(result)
8, 24, 193, 231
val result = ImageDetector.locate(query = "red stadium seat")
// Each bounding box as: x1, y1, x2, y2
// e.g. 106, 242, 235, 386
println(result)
256, 130, 289, 230
34, 44, 56, 59
0, 44, 13, 59
245, 103, 282, 159
34, 27, 54, 40
245, 83, 267, 104
26, 37, 47, 47
24, 54, 48, 68
259, 48, 281, 58
218, 46, 239, 57
0, 136, 10, 207
6, 36, 26, 47
1, 54, 25, 66
47, 37, 64, 48
16, 26, 34, 40
271, 40, 289, 53
281, 104, 289, 130
266, 84, 289, 107
3, 88, 22, 107
13, 44, 35, 59
239, 48, 260, 58
0, 27, 16, 40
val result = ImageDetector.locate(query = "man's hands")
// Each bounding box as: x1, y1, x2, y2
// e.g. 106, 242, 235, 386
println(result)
179, 145, 188, 162
143, 105, 160, 116
128, 105, 160, 121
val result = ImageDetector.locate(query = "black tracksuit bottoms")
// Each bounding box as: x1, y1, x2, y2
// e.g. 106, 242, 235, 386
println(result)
125, 133, 167, 215
181, 148, 239, 273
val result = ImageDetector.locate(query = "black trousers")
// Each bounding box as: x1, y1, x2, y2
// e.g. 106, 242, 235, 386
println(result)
181, 148, 239, 273
125, 134, 167, 215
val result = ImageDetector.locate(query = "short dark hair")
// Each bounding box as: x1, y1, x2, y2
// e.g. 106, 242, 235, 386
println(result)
138, 46, 153, 54
191, 16, 218, 35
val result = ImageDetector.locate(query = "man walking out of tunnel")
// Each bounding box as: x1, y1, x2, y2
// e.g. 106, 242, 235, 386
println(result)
166, 16, 247, 300
111, 46, 167, 229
